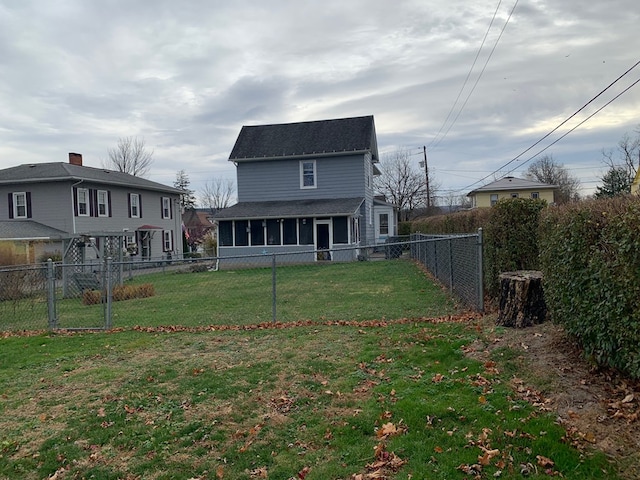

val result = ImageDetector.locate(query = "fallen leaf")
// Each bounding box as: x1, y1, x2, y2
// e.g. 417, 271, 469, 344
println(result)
536, 455, 554, 468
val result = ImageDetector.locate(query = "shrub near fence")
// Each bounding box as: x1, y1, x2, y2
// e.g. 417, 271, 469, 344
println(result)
539, 196, 640, 379
412, 200, 544, 301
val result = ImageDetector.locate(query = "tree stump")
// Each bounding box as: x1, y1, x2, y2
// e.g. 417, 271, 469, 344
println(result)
497, 270, 546, 328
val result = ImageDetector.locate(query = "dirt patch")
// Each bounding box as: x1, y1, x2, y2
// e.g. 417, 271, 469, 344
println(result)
465, 317, 640, 479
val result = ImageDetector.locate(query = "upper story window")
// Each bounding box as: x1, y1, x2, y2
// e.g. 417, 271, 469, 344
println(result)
161, 197, 172, 219
129, 193, 140, 218
11, 192, 30, 219
97, 190, 109, 217
300, 160, 316, 189
77, 188, 89, 216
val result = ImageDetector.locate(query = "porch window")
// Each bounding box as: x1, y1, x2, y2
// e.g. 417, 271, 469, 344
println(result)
283, 219, 297, 245
235, 220, 249, 246
300, 160, 316, 189
379, 213, 389, 235
266, 219, 281, 245
250, 219, 265, 246
219, 221, 233, 246
299, 218, 313, 245
77, 188, 89, 216
333, 216, 349, 244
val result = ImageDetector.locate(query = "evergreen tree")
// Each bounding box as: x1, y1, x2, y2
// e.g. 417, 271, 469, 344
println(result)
174, 170, 196, 210
594, 167, 631, 198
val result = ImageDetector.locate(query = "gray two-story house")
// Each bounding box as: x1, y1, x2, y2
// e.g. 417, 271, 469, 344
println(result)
0, 153, 183, 263
214, 115, 383, 262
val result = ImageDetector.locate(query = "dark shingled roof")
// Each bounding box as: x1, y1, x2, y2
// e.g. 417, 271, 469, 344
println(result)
229, 115, 379, 162
0, 163, 182, 194
0, 220, 68, 240
213, 197, 365, 220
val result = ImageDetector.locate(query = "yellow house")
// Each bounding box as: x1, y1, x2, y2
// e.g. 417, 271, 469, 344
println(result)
631, 169, 640, 194
467, 176, 557, 208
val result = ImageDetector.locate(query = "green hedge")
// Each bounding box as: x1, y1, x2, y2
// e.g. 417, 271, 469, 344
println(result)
483, 198, 546, 298
539, 196, 640, 378
412, 200, 545, 298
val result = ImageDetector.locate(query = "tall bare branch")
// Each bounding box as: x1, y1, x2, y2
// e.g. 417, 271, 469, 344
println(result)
104, 136, 154, 177
199, 178, 235, 213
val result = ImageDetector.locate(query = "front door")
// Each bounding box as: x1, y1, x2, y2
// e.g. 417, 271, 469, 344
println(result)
316, 221, 331, 261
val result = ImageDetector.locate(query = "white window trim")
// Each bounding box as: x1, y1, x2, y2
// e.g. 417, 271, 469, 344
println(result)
162, 197, 171, 219
163, 230, 173, 251
77, 188, 89, 216
130, 193, 140, 218
300, 160, 317, 189
531, 192, 539, 199
97, 190, 109, 217
13, 192, 27, 219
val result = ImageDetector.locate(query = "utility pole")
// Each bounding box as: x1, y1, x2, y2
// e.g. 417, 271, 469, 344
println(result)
420, 146, 431, 209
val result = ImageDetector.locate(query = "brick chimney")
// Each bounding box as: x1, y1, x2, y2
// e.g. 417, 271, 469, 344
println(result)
69, 152, 83, 166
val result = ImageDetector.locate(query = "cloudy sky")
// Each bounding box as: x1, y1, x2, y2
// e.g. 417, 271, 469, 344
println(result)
1, 0, 639, 201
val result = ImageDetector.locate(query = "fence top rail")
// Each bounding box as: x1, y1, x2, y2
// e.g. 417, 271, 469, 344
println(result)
411, 233, 480, 240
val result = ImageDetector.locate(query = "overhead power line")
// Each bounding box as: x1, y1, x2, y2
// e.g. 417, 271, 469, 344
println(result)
429, 0, 519, 150
428, 0, 503, 149
455, 59, 640, 194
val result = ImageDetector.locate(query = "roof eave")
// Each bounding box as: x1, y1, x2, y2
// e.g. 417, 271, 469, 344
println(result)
230, 149, 373, 163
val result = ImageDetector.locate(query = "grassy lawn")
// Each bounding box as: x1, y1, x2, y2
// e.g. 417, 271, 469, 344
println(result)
0, 260, 618, 478
0, 320, 616, 479
48, 260, 458, 329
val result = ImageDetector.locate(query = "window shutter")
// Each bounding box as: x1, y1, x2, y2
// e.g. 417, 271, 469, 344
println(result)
139, 194, 143, 218
8, 193, 13, 219
170, 199, 173, 219
26, 192, 32, 218
160, 197, 163, 217
127, 194, 132, 218
73, 187, 78, 216
108, 191, 112, 217
89, 189, 96, 217
162, 230, 166, 251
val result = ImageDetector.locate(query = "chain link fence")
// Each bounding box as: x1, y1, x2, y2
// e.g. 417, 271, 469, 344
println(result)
0, 234, 483, 332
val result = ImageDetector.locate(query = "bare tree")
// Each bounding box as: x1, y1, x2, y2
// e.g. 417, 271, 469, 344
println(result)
601, 127, 640, 184
199, 178, 235, 214
374, 148, 437, 221
104, 136, 154, 177
524, 154, 580, 204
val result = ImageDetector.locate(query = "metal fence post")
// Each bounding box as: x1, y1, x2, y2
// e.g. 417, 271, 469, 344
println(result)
448, 238, 454, 291
477, 228, 484, 313
46, 258, 57, 329
272, 253, 277, 323
105, 257, 113, 329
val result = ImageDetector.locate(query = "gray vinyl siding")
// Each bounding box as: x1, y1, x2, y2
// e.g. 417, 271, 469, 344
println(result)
237, 154, 367, 202
0, 182, 74, 233
0, 181, 180, 256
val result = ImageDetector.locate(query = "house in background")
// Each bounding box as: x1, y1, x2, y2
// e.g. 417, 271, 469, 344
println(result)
0, 153, 183, 264
631, 169, 640, 194
214, 115, 386, 261
182, 207, 216, 253
467, 176, 557, 208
